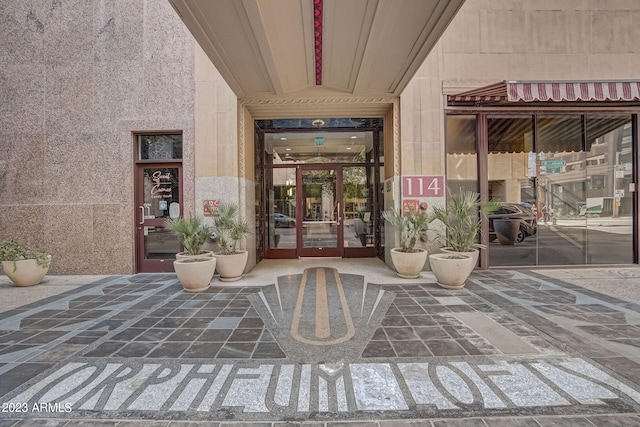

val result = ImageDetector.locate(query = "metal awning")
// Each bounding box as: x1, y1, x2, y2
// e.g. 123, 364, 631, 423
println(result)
448, 80, 640, 105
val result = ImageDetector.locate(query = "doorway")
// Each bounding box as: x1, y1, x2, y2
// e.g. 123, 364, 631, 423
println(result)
257, 119, 383, 260
134, 133, 184, 273
299, 166, 342, 257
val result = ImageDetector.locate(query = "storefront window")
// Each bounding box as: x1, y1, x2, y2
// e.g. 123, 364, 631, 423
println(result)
445, 115, 477, 194
447, 113, 635, 267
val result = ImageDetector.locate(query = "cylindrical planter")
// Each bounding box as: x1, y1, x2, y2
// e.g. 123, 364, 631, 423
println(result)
214, 251, 249, 282
493, 219, 520, 245
390, 248, 428, 279
429, 253, 474, 290
173, 257, 216, 292
1, 255, 51, 287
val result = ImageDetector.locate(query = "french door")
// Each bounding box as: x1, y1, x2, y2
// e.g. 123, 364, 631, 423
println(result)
135, 163, 183, 272
298, 166, 343, 257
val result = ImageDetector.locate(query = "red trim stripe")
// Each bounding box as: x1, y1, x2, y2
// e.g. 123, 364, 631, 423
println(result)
551, 83, 560, 100
566, 83, 576, 100
314, 0, 323, 85
594, 82, 603, 100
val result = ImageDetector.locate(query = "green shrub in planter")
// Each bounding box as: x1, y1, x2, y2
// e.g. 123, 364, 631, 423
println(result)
0, 238, 51, 273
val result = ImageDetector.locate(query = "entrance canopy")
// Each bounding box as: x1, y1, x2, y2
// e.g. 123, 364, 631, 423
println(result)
169, 0, 465, 101
448, 80, 640, 106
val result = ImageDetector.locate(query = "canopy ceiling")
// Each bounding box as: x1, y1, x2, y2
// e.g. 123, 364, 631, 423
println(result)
169, 0, 465, 105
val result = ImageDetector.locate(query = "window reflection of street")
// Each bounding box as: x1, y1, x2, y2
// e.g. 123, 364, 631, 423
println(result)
489, 218, 632, 266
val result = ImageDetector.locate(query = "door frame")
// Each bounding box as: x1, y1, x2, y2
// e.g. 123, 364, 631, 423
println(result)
134, 162, 183, 272
297, 165, 344, 257
256, 122, 384, 260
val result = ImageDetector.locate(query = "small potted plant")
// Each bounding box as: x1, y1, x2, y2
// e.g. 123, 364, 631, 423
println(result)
382, 207, 430, 278
209, 202, 251, 281
165, 214, 216, 292
429, 189, 498, 289
0, 238, 51, 287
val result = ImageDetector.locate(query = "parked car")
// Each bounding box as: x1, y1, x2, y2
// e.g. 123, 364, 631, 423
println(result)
274, 213, 296, 228
488, 203, 537, 243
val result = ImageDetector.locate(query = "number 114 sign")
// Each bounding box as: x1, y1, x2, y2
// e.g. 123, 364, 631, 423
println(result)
402, 175, 445, 197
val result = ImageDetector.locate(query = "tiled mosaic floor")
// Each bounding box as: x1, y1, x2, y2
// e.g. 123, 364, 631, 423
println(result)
0, 269, 639, 425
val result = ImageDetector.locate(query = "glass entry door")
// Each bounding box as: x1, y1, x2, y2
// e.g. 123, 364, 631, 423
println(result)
135, 164, 182, 272
298, 167, 343, 257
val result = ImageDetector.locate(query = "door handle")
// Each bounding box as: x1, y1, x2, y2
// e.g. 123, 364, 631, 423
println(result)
336, 202, 342, 226
139, 206, 145, 225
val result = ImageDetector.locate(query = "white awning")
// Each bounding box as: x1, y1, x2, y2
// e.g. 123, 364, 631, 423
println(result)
448, 80, 640, 104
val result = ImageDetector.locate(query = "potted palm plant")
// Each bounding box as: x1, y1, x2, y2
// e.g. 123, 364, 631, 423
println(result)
382, 207, 431, 279
165, 214, 216, 292
209, 202, 251, 282
0, 238, 51, 287
429, 189, 498, 289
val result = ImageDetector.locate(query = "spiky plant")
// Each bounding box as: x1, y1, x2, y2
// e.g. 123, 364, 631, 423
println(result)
430, 189, 499, 252
209, 202, 251, 255
165, 214, 212, 256
382, 208, 430, 253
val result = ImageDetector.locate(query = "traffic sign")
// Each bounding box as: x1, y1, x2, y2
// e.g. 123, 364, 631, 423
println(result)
541, 160, 565, 166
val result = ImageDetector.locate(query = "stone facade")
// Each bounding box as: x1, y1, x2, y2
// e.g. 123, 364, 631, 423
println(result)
0, 0, 197, 274
2, 0, 639, 274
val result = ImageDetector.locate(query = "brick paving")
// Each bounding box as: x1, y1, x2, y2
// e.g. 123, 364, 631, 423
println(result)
0, 268, 639, 426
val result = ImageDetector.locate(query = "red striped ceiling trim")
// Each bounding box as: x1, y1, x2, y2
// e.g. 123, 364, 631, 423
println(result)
314, 0, 323, 85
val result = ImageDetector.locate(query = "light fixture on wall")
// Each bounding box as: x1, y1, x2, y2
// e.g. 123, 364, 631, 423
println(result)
312, 119, 325, 128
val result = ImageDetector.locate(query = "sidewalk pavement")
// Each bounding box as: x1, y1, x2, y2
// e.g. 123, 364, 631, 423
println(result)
0, 261, 639, 426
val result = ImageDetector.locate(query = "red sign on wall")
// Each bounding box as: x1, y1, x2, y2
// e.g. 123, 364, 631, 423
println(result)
203, 199, 220, 216
402, 175, 444, 197
402, 199, 419, 215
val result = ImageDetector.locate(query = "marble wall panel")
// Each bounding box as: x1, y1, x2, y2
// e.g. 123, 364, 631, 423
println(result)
43, 204, 94, 275
140, 59, 194, 120
45, 63, 94, 133
0, 62, 45, 134
0, 205, 45, 248
44, 0, 94, 66
93, 1, 144, 62
0, 1, 45, 63
0, 133, 46, 204
92, 61, 143, 132
89, 132, 133, 205
92, 203, 133, 274
142, 0, 194, 62
44, 130, 96, 204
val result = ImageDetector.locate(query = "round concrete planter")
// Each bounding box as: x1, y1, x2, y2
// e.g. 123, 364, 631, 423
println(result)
429, 253, 474, 290
440, 247, 478, 276
390, 248, 428, 279
214, 251, 249, 282
494, 219, 520, 245
175, 250, 213, 260
2, 255, 51, 287
173, 257, 216, 292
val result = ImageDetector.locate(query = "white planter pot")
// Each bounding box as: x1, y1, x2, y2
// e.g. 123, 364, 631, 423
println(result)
2, 255, 51, 287
175, 251, 213, 260
214, 251, 249, 282
390, 248, 428, 279
429, 253, 474, 290
440, 247, 478, 276
173, 257, 216, 292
